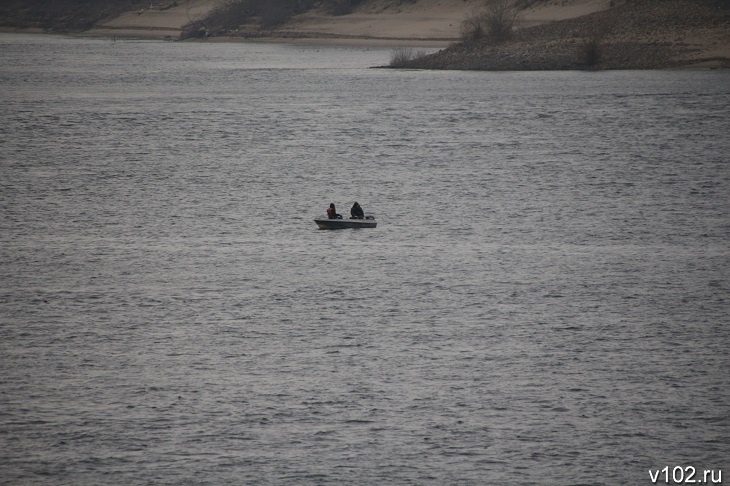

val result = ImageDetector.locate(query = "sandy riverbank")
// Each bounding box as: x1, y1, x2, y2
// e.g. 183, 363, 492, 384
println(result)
85, 0, 616, 45
78, 0, 218, 40
14, 0, 729, 69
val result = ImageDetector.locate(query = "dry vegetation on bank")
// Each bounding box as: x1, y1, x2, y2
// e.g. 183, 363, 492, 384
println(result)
396, 0, 730, 70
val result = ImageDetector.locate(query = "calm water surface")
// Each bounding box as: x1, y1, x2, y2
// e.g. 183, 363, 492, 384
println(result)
1, 33, 729, 485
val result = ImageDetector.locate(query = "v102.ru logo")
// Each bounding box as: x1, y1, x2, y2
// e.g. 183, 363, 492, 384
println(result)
649, 466, 722, 484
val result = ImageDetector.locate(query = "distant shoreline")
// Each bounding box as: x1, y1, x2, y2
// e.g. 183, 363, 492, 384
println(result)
2, 0, 728, 70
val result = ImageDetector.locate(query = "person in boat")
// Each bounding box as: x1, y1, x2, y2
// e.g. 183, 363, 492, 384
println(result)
350, 202, 364, 219
327, 203, 341, 219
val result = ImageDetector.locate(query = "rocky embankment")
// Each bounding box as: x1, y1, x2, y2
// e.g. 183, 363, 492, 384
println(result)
401, 0, 730, 70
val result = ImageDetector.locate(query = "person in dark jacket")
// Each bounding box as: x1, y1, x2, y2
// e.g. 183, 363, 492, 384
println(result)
350, 202, 364, 219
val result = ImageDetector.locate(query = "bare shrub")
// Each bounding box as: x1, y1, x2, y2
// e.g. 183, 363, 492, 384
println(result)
460, 10, 485, 41
483, 0, 519, 42
389, 47, 427, 68
460, 0, 519, 43
578, 15, 617, 68
199, 0, 257, 32
390, 47, 415, 67
180, 19, 208, 39
581, 37, 603, 68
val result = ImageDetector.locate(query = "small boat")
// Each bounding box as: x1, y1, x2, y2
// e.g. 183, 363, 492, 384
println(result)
314, 216, 377, 230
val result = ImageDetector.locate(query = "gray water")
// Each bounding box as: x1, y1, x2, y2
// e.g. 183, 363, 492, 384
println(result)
1, 33, 728, 485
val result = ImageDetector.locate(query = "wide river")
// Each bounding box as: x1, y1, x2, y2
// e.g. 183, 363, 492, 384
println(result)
1, 33, 728, 485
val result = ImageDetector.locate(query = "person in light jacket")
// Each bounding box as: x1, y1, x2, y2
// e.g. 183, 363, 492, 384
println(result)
327, 203, 341, 219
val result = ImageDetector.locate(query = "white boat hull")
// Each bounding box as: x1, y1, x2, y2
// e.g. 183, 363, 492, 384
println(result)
314, 218, 377, 230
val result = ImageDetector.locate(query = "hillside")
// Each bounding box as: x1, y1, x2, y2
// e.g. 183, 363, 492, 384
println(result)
1, 0, 728, 69
0, 0, 151, 32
